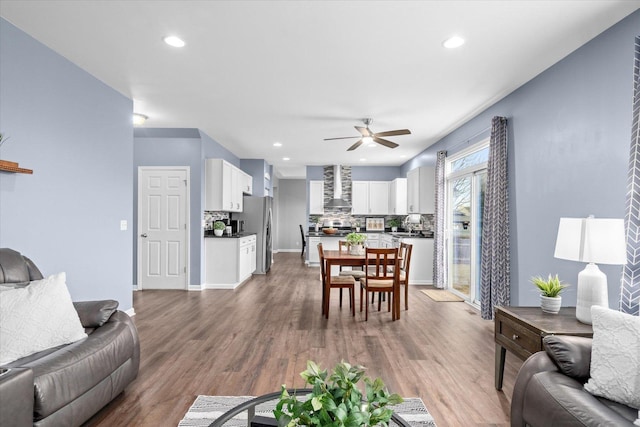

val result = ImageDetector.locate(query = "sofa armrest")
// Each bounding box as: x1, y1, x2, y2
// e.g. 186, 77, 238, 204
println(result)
511, 351, 559, 427
543, 335, 592, 381
73, 300, 119, 328
0, 368, 34, 427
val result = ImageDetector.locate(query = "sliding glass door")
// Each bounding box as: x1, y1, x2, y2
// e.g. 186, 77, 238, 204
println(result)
446, 142, 488, 305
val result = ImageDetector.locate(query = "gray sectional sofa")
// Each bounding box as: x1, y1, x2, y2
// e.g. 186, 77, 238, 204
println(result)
0, 248, 140, 427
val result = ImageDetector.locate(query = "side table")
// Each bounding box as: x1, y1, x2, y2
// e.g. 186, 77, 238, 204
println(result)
494, 306, 593, 390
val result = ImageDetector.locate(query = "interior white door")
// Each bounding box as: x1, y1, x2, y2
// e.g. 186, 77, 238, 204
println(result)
138, 167, 189, 290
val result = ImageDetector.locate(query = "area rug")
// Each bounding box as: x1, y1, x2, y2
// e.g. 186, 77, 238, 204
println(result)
179, 395, 437, 426
420, 289, 464, 302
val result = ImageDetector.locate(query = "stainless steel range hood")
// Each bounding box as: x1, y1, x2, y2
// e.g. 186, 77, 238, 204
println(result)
325, 165, 351, 209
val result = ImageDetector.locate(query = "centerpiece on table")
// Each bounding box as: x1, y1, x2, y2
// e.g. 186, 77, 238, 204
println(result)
531, 274, 569, 314
346, 232, 367, 255
274, 360, 403, 427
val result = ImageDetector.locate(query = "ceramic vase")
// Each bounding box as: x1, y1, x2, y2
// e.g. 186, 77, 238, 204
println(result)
540, 295, 561, 314
214, 229, 224, 236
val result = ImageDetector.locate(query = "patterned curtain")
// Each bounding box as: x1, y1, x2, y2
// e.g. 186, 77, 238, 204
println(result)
621, 37, 640, 316
433, 150, 447, 289
480, 116, 510, 320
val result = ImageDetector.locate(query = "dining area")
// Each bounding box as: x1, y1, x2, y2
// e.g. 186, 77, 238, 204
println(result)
317, 241, 413, 321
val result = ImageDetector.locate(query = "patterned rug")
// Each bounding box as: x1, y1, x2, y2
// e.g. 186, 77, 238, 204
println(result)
420, 289, 464, 302
179, 395, 437, 426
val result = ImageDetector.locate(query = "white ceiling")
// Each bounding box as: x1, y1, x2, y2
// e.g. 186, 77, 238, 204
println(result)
1, 1, 638, 178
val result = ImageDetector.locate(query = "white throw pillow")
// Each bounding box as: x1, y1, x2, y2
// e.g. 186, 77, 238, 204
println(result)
0, 272, 87, 365
583, 305, 640, 410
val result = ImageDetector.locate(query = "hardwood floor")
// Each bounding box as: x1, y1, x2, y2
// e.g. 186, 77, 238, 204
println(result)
86, 253, 523, 427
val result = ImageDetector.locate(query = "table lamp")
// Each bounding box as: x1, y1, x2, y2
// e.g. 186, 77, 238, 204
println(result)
553, 216, 626, 324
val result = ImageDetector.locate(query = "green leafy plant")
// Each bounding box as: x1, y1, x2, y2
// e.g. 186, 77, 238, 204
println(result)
213, 220, 226, 230
310, 215, 321, 225
531, 274, 569, 297
274, 360, 403, 427
345, 232, 367, 245
386, 218, 401, 228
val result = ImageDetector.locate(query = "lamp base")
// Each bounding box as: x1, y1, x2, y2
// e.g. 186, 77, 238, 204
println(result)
575, 263, 608, 324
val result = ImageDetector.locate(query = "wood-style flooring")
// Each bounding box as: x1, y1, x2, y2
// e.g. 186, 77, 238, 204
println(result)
86, 253, 523, 427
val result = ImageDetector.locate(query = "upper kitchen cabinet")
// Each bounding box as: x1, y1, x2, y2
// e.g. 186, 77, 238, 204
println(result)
407, 166, 435, 214
309, 180, 324, 214
352, 181, 389, 215
389, 178, 407, 215
205, 159, 246, 212
240, 170, 253, 195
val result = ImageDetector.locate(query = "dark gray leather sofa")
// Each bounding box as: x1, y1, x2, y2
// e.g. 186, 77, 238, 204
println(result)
0, 248, 140, 427
511, 335, 637, 427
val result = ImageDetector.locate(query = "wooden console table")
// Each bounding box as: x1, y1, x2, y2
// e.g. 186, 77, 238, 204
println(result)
494, 306, 593, 390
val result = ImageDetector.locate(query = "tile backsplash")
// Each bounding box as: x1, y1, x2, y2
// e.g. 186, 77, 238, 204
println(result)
308, 213, 434, 231
204, 211, 229, 230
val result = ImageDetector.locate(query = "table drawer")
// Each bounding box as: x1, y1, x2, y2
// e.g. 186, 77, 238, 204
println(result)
495, 315, 541, 359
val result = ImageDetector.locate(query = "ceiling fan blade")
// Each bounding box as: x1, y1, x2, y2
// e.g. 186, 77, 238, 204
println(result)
355, 126, 372, 137
375, 129, 411, 137
347, 139, 364, 151
373, 136, 399, 149
324, 136, 361, 141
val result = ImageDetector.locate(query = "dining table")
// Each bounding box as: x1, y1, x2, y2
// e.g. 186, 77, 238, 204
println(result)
321, 249, 402, 320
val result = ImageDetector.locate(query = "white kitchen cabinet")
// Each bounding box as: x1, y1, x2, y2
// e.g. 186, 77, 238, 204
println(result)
352, 181, 389, 215
389, 178, 407, 215
364, 233, 380, 248
204, 234, 257, 289
205, 159, 245, 212
240, 170, 253, 195
308, 236, 321, 264
309, 181, 324, 214
407, 166, 435, 214
400, 237, 434, 285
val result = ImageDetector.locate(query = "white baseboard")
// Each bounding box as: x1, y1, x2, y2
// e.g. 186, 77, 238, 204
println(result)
409, 280, 434, 285
188, 284, 202, 291
200, 276, 252, 290
125, 307, 136, 317
132, 284, 139, 291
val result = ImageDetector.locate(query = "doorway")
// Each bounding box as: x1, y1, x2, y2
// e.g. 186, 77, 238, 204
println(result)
137, 167, 189, 290
446, 141, 488, 305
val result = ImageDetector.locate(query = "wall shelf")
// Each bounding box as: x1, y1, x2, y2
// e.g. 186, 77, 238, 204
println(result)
0, 160, 33, 174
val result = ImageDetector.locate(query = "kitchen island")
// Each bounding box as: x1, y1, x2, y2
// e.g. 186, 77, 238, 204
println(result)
306, 231, 433, 284
204, 233, 257, 289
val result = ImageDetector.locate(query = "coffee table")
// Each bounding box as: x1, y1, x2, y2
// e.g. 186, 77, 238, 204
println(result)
208, 388, 411, 427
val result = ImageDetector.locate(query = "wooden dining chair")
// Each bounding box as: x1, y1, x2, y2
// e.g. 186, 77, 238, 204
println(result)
318, 243, 356, 318
299, 224, 307, 257
360, 247, 400, 321
397, 242, 413, 310
337, 240, 366, 304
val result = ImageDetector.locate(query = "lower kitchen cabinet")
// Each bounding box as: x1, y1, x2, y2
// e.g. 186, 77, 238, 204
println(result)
204, 234, 257, 289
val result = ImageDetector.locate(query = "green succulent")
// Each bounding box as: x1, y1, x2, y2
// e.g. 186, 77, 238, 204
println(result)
531, 274, 569, 297
213, 220, 226, 230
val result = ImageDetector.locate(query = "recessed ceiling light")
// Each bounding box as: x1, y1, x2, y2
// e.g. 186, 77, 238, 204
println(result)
163, 36, 185, 48
368, 143, 377, 148
273, 142, 282, 147
399, 154, 407, 158
443, 36, 465, 49
283, 157, 290, 161
133, 113, 148, 125
359, 158, 367, 162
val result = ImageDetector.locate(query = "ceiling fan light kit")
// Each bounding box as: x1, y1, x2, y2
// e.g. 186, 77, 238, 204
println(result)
324, 118, 410, 151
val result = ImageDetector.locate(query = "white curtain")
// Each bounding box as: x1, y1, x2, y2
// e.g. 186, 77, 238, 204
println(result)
433, 150, 447, 289
480, 116, 510, 320
621, 36, 640, 316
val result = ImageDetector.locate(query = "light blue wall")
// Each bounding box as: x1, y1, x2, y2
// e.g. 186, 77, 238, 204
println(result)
133, 128, 240, 287
240, 159, 268, 197
402, 10, 640, 308
0, 19, 134, 310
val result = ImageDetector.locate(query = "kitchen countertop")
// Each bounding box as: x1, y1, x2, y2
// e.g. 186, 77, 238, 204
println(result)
306, 230, 433, 238
204, 232, 257, 238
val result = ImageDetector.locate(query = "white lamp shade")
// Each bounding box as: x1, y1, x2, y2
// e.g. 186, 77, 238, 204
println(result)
554, 217, 626, 265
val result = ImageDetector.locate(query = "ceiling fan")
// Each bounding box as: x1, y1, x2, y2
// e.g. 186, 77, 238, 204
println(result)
324, 118, 411, 151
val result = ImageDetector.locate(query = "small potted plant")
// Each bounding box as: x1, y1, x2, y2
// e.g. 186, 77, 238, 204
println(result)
387, 218, 401, 233
213, 220, 226, 236
531, 274, 569, 314
346, 232, 367, 255
353, 219, 361, 232
274, 360, 403, 427
310, 216, 321, 232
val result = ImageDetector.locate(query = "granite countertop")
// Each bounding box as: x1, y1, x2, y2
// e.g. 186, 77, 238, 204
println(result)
306, 230, 433, 238
204, 232, 257, 238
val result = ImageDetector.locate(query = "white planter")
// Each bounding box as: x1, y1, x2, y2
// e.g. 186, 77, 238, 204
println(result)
350, 244, 364, 255
540, 295, 562, 314
391, 226, 398, 232
315, 224, 319, 232
214, 229, 224, 236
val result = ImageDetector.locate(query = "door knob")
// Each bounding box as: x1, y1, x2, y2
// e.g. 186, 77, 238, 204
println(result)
140, 233, 148, 238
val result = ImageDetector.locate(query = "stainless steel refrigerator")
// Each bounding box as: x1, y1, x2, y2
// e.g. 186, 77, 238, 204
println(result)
236, 196, 273, 274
